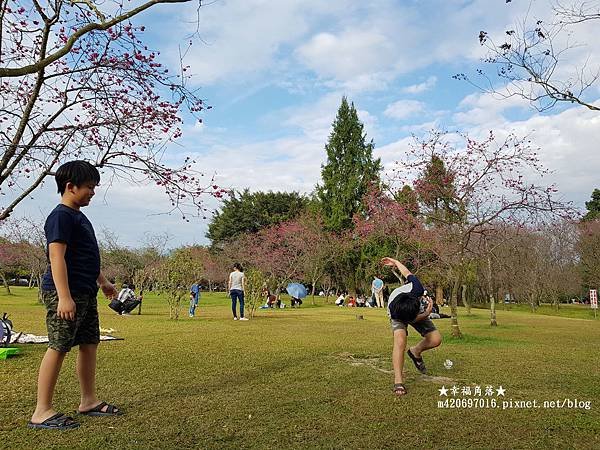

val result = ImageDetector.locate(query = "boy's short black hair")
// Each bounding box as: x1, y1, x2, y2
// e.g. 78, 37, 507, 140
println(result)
389, 293, 420, 323
55, 160, 100, 194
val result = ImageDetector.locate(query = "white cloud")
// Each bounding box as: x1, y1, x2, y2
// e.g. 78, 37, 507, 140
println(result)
296, 30, 396, 80
384, 100, 426, 120
497, 107, 600, 203
401, 76, 438, 94
155, 0, 351, 86
452, 92, 529, 126
147, 0, 520, 92
449, 95, 600, 208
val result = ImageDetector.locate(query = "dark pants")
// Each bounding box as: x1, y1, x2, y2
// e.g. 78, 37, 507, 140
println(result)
230, 289, 245, 318
122, 298, 141, 314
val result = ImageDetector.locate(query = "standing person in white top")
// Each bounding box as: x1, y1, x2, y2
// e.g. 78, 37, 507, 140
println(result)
228, 263, 248, 321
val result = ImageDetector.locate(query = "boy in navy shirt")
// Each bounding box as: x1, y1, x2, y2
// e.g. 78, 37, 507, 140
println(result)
29, 161, 120, 430
381, 257, 442, 397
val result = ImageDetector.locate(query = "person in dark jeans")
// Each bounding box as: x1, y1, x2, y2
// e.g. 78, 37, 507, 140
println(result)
228, 263, 247, 321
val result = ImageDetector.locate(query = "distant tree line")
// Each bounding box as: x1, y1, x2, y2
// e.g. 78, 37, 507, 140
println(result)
2, 99, 599, 330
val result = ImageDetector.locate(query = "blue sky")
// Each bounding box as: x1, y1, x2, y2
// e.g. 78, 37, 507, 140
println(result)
7, 0, 600, 248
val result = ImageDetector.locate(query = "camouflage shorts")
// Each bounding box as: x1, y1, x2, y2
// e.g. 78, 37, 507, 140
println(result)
390, 317, 437, 337
42, 290, 100, 352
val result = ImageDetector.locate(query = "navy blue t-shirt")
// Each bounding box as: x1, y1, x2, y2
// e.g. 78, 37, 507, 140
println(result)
387, 274, 425, 317
41, 204, 100, 295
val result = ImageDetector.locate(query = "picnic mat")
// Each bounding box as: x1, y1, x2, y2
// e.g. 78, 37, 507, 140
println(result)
9, 332, 124, 344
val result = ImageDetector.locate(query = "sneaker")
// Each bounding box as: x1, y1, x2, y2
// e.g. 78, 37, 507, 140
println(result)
189, 314, 194, 317
239, 317, 249, 321
233, 317, 238, 320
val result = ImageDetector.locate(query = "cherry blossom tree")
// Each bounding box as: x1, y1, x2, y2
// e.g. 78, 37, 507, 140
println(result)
0, 0, 222, 221
232, 220, 307, 294
394, 131, 572, 336
1, 216, 46, 298
0, 239, 28, 293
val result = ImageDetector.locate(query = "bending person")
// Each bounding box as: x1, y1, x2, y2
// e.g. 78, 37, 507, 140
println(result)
381, 257, 442, 397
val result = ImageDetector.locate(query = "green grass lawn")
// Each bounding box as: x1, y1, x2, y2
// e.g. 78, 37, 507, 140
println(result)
1, 287, 599, 449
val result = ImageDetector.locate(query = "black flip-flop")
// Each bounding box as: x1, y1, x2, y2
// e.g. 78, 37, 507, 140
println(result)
27, 413, 80, 430
78, 401, 123, 416
392, 383, 407, 397
407, 348, 427, 374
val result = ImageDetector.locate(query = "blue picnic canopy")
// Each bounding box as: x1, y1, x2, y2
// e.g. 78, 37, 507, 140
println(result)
286, 283, 308, 299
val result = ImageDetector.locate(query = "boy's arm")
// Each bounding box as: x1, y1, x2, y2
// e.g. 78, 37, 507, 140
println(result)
97, 271, 117, 299
48, 242, 76, 321
381, 257, 412, 278
414, 296, 433, 322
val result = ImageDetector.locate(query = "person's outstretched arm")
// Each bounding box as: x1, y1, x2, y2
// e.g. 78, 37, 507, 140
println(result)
381, 257, 412, 278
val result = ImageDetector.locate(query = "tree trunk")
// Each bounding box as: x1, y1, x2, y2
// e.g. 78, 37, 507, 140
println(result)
489, 293, 497, 326
37, 273, 43, 303
485, 252, 497, 326
435, 285, 444, 307
529, 294, 536, 312
461, 284, 471, 315
1, 273, 12, 295
450, 278, 462, 338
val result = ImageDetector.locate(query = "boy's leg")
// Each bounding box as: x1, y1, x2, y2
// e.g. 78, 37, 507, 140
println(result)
31, 348, 67, 423
392, 329, 407, 384
409, 329, 442, 359
77, 343, 101, 412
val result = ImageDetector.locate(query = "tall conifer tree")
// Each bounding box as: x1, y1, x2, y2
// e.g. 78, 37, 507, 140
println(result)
317, 97, 382, 232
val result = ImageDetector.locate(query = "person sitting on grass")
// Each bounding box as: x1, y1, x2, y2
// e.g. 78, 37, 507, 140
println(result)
118, 283, 141, 315
335, 293, 345, 306
356, 296, 366, 307
427, 293, 450, 319
29, 161, 121, 431
381, 257, 442, 398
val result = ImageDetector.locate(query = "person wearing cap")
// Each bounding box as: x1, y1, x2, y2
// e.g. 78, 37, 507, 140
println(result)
381, 257, 442, 397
